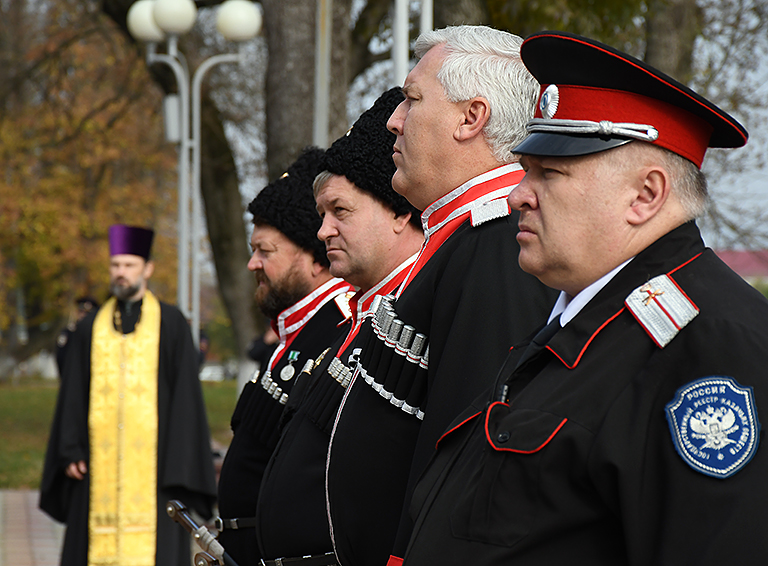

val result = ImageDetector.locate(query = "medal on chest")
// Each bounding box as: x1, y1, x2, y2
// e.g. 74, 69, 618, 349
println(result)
280, 350, 300, 381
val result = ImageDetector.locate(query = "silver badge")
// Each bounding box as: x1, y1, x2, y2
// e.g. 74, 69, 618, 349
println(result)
540, 84, 560, 119
279, 350, 300, 381
279, 364, 295, 381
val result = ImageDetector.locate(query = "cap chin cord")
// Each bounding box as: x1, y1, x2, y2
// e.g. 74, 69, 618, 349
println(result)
527, 118, 659, 143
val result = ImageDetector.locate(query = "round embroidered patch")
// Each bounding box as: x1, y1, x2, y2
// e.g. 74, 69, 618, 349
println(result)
665, 376, 760, 478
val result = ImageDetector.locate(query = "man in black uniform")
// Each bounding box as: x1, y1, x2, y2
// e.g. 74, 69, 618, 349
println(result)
325, 26, 558, 566
216, 148, 354, 566
255, 88, 424, 565
402, 31, 768, 565
56, 296, 99, 377
40, 224, 217, 566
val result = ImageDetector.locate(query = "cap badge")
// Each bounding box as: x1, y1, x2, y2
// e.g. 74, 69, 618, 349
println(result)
540, 84, 560, 119
665, 376, 760, 478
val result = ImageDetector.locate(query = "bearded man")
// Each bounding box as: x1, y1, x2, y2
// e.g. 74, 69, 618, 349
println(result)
215, 148, 354, 566
40, 224, 217, 566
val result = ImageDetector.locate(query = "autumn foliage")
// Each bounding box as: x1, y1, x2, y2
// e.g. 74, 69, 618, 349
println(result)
0, 1, 180, 360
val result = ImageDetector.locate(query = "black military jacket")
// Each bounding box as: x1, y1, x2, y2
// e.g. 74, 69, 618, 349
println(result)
327, 202, 557, 566
218, 291, 350, 566
404, 222, 768, 565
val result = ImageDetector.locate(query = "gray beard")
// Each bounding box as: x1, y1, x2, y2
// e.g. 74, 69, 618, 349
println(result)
110, 281, 141, 301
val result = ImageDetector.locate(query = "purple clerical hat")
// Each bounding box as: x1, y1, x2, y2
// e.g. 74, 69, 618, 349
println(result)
108, 225, 154, 260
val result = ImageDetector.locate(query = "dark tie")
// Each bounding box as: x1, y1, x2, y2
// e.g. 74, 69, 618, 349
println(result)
514, 314, 562, 371
497, 314, 562, 402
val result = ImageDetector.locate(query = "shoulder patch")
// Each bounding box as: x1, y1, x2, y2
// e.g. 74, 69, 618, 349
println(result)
470, 197, 510, 227
625, 274, 698, 348
665, 376, 760, 478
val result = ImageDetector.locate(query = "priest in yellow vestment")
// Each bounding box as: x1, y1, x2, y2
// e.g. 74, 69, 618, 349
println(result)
41, 224, 217, 566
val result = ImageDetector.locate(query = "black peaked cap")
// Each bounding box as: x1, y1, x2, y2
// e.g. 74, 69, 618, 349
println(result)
513, 31, 748, 165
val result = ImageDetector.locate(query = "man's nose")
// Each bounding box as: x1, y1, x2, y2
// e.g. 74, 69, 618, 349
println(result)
387, 102, 406, 135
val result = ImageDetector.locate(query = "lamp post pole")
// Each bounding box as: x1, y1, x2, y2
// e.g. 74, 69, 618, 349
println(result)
148, 39, 192, 320
190, 50, 244, 343
128, 0, 261, 347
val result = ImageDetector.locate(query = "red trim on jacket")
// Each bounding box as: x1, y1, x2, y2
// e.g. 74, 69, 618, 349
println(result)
435, 411, 484, 449
397, 164, 523, 296
267, 278, 354, 371
549, 308, 625, 370
550, 251, 705, 368
484, 401, 568, 454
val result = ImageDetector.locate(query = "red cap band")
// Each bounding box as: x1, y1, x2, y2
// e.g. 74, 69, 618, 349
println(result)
536, 84, 714, 167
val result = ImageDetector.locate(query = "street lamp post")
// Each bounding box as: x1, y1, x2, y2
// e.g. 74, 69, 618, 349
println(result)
127, 0, 262, 346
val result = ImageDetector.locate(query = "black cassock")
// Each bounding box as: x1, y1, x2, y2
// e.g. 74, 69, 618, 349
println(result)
40, 300, 217, 566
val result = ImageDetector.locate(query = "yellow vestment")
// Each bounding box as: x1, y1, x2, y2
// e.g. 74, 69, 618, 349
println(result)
88, 291, 160, 566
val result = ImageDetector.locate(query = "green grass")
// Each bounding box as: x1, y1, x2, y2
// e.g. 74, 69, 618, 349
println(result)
0, 378, 59, 488
0, 377, 238, 489
201, 379, 238, 446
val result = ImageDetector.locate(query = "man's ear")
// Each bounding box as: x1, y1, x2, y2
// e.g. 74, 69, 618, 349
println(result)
392, 211, 412, 234
454, 97, 490, 142
143, 260, 155, 279
626, 166, 671, 226
311, 258, 327, 278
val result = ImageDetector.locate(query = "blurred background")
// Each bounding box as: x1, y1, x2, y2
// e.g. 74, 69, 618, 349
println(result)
1, 0, 767, 489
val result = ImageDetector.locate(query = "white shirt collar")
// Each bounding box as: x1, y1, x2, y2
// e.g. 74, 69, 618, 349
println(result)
548, 258, 634, 326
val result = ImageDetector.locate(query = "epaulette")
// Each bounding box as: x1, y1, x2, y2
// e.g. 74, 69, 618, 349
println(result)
625, 274, 699, 348
334, 291, 355, 321
470, 197, 510, 227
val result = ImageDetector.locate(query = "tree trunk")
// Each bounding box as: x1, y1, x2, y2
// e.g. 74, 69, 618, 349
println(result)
199, 94, 258, 355
435, 0, 491, 28
645, 0, 701, 83
330, 0, 353, 140
261, 0, 318, 180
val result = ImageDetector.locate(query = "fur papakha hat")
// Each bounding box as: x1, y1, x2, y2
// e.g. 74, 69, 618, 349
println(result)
248, 147, 329, 267
323, 87, 421, 223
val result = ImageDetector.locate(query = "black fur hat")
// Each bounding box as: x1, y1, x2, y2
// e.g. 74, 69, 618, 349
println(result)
323, 87, 421, 224
248, 147, 329, 267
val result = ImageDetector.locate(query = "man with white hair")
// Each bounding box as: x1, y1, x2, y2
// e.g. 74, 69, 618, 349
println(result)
326, 26, 557, 566
401, 31, 768, 565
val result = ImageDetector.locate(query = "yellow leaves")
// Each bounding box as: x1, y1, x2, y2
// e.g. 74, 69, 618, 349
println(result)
1, 3, 180, 336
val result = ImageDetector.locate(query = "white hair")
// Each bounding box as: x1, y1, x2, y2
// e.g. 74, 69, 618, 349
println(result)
663, 149, 709, 219
607, 142, 709, 219
414, 26, 540, 164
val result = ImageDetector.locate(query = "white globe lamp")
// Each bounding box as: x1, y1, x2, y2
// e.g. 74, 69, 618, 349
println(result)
217, 0, 263, 42
153, 0, 198, 36
127, 0, 165, 43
